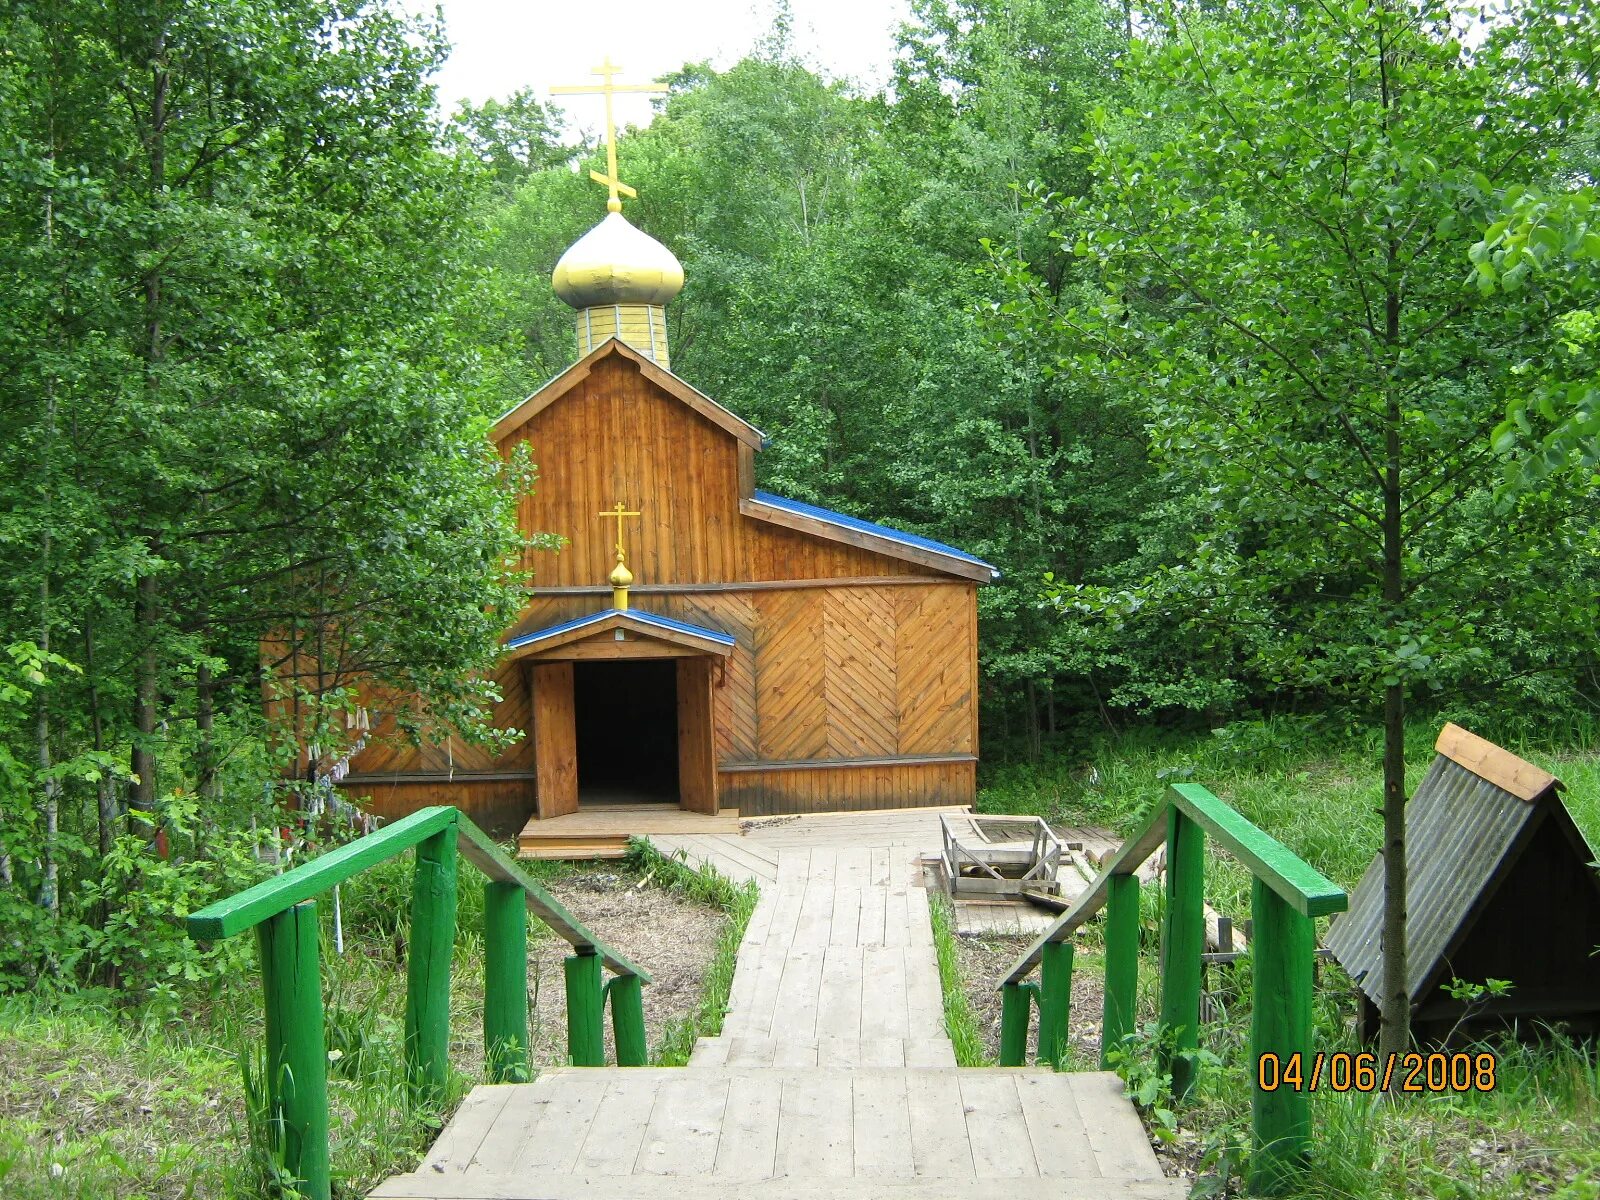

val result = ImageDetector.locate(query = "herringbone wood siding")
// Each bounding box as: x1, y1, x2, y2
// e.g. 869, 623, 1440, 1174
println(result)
895, 586, 975, 755
754, 590, 828, 760
822, 587, 898, 757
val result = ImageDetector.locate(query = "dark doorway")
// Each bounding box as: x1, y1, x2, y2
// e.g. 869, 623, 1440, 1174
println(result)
573, 659, 679, 804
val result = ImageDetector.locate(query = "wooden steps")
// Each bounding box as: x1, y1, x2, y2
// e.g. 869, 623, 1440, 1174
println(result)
516, 836, 631, 860
372, 1176, 1188, 1198
370, 1067, 1183, 1200
688, 1034, 957, 1068
516, 806, 742, 860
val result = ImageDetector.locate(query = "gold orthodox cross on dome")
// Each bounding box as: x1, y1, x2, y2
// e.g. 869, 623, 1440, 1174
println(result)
551, 56, 668, 213
598, 501, 642, 609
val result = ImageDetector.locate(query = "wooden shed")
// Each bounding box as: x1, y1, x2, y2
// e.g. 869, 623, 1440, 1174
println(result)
1325, 724, 1600, 1044
330, 208, 997, 844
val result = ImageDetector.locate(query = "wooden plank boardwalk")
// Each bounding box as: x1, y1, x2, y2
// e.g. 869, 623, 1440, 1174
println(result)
372, 810, 1182, 1200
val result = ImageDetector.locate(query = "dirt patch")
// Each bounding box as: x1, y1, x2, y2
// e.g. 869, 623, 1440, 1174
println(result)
522, 867, 724, 1066
950, 931, 1107, 1067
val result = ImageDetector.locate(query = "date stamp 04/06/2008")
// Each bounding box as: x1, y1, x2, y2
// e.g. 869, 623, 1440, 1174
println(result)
1257, 1051, 1499, 1093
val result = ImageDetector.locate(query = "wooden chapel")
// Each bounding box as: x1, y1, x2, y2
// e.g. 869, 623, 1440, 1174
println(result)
330, 64, 997, 843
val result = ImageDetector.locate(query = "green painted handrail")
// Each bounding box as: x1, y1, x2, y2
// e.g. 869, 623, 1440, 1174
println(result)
187, 806, 650, 1200
995, 783, 1347, 1198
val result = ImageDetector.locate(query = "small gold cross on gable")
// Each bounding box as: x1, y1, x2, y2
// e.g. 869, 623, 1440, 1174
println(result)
551, 57, 668, 213
597, 501, 642, 609
597, 500, 642, 561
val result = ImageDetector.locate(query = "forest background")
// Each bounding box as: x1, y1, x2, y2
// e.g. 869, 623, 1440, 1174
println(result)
1, 0, 1598, 1037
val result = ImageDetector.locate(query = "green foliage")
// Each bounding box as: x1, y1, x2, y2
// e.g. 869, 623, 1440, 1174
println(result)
0, 0, 542, 991
449, 88, 572, 194
1022, 0, 1599, 718
1473, 185, 1600, 486
76, 817, 263, 1014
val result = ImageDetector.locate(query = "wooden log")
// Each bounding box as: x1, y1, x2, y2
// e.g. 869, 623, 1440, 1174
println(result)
1248, 878, 1315, 1195
1021, 887, 1070, 913
483, 880, 530, 1083
1101, 873, 1140, 1069
565, 952, 606, 1066
257, 902, 330, 1200
1037, 941, 1073, 1069
405, 828, 458, 1101
608, 973, 648, 1067
1159, 808, 1205, 1101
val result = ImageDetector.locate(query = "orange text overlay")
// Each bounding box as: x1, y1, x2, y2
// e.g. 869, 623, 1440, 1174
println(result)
1257, 1052, 1498, 1093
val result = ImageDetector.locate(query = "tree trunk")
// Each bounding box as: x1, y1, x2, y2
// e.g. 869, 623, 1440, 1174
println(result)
196, 661, 218, 804
1025, 679, 1041, 762
131, 25, 169, 827
84, 618, 116, 858
1379, 678, 1408, 1067
132, 571, 160, 817
1377, 252, 1411, 1068
36, 663, 59, 916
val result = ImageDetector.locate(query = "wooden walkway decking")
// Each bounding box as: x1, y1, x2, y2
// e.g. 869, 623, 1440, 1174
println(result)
372, 810, 1182, 1200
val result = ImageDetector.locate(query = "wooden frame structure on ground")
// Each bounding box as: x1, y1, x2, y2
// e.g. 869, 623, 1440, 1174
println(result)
939, 812, 1064, 898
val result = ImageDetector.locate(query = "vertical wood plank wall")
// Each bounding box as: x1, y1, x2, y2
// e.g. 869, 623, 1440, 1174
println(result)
334, 351, 983, 820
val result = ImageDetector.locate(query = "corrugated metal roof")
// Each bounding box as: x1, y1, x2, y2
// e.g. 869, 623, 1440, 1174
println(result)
751, 490, 1000, 578
505, 608, 735, 652
1325, 754, 1554, 1006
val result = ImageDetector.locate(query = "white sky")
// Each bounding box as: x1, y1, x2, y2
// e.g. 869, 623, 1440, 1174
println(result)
407, 0, 913, 130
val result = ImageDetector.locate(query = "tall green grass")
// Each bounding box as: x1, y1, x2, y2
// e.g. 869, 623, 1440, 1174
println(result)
927, 894, 988, 1067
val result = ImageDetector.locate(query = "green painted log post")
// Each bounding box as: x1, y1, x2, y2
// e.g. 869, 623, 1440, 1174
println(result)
1248, 878, 1315, 1195
405, 826, 458, 1100
607, 974, 648, 1067
565, 951, 606, 1066
999, 981, 1032, 1066
483, 880, 530, 1083
1101, 872, 1141, 1069
257, 901, 330, 1200
1159, 808, 1205, 1101
1037, 941, 1074, 1068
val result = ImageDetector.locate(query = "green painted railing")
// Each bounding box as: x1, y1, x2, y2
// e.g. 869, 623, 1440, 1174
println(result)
186, 805, 651, 1200
997, 783, 1346, 1196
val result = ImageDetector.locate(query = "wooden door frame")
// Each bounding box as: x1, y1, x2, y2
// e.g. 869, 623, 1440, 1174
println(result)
528, 651, 719, 818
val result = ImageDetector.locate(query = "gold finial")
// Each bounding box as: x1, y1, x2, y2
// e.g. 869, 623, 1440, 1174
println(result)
598, 500, 642, 609
551, 56, 667, 213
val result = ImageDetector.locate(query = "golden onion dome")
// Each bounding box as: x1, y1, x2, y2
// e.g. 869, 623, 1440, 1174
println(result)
551, 212, 685, 308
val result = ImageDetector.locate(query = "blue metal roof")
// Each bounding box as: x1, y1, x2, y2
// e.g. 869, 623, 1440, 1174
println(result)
627, 610, 736, 646
752, 490, 999, 578
506, 608, 735, 652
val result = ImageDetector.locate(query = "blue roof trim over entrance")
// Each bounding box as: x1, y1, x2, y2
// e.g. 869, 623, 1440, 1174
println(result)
751, 490, 1000, 579
627, 610, 737, 645
506, 608, 736, 651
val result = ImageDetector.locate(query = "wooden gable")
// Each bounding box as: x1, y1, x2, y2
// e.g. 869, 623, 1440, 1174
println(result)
493, 339, 993, 587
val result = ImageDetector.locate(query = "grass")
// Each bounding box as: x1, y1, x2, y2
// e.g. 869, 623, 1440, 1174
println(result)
967, 717, 1600, 1198
927, 893, 987, 1067
626, 839, 759, 1066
